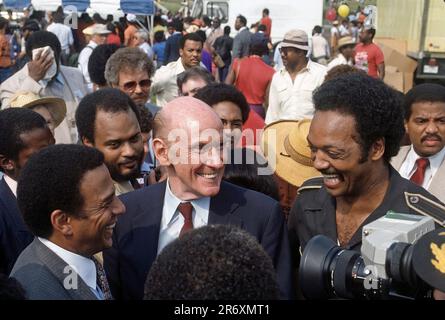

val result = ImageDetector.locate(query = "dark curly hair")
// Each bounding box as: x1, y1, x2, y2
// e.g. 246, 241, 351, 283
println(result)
0, 108, 47, 162
88, 44, 120, 87
194, 83, 250, 123
313, 73, 405, 162
144, 224, 280, 300
404, 83, 445, 120
75, 88, 141, 144
17, 144, 104, 238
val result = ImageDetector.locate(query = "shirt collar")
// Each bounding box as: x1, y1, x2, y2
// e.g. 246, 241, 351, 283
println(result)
238, 26, 247, 33
407, 145, 445, 176
163, 179, 210, 226
39, 70, 65, 88
3, 175, 17, 197
38, 237, 97, 290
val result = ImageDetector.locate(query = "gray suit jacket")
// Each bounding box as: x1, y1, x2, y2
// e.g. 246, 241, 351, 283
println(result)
0, 64, 88, 144
10, 238, 98, 300
391, 145, 445, 203
232, 28, 252, 59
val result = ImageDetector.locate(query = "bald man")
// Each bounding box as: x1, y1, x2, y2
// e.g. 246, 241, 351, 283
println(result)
103, 96, 293, 300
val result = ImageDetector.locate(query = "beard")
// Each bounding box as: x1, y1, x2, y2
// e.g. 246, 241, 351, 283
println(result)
106, 152, 144, 182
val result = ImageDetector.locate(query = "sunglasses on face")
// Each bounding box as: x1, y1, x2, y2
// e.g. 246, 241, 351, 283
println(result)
121, 79, 151, 92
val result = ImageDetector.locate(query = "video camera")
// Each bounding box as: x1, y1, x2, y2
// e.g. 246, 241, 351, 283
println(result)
299, 211, 445, 300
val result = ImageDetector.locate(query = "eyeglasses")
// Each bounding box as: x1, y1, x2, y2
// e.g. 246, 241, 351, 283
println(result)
121, 79, 151, 92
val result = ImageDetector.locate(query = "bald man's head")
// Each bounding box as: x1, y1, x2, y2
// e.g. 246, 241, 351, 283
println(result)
153, 96, 222, 139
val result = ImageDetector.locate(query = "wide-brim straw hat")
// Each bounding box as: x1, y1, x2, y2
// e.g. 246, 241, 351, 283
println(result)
83, 24, 111, 36
261, 119, 321, 187
9, 91, 67, 129
337, 36, 356, 49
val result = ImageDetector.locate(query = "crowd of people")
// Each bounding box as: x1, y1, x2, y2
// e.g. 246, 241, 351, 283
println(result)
0, 5, 445, 301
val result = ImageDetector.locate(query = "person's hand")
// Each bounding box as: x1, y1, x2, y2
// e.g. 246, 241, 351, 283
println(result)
27, 49, 53, 82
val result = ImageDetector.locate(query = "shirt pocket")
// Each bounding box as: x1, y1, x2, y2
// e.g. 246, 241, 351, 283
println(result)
276, 83, 291, 104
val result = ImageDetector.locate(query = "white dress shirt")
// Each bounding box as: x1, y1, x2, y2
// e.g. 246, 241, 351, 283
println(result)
139, 42, 154, 60
399, 145, 445, 189
265, 59, 327, 124
77, 40, 98, 92
151, 58, 185, 107
47, 23, 74, 55
327, 53, 353, 71
3, 174, 17, 197
38, 237, 103, 299
157, 180, 210, 254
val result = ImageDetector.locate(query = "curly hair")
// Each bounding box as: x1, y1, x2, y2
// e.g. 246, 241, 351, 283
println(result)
104, 47, 155, 87
194, 83, 250, 123
144, 224, 280, 300
404, 83, 445, 120
0, 108, 47, 162
17, 144, 104, 238
324, 64, 366, 83
313, 73, 405, 162
75, 88, 141, 144
88, 44, 120, 87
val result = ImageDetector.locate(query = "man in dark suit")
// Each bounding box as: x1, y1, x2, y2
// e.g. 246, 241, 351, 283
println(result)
103, 96, 293, 300
0, 108, 55, 275
10, 144, 125, 299
163, 20, 183, 65
232, 15, 252, 59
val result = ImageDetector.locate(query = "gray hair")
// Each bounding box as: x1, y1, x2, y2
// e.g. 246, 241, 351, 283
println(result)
135, 30, 149, 42
104, 47, 155, 86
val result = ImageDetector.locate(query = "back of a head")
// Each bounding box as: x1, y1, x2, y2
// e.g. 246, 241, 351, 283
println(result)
194, 83, 250, 123
154, 30, 165, 43
0, 17, 8, 30
223, 26, 230, 35
324, 64, 366, 82
88, 44, 120, 87
17, 144, 104, 239
144, 224, 280, 300
25, 30, 61, 60
404, 83, 445, 120
75, 88, 140, 144
224, 148, 279, 201
0, 108, 47, 162
176, 66, 214, 90
313, 25, 322, 35
313, 73, 405, 162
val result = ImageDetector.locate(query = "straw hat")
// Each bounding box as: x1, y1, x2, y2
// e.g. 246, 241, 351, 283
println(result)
9, 92, 67, 129
337, 36, 356, 49
82, 24, 111, 36
261, 119, 321, 187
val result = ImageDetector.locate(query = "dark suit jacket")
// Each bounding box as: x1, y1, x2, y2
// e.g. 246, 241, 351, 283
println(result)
10, 238, 99, 300
103, 180, 293, 300
232, 28, 252, 59
164, 33, 182, 65
0, 178, 33, 274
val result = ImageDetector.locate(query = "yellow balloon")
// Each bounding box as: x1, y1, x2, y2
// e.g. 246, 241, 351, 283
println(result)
338, 4, 350, 18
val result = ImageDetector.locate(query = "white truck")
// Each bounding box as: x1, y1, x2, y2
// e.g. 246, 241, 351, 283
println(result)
188, 0, 323, 44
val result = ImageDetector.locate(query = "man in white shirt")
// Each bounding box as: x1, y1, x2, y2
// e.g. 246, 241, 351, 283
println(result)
10, 144, 125, 300
327, 36, 355, 71
391, 83, 445, 203
0, 108, 55, 274
266, 29, 326, 124
310, 25, 330, 65
151, 33, 204, 107
78, 24, 110, 92
133, 30, 154, 60
46, 11, 73, 65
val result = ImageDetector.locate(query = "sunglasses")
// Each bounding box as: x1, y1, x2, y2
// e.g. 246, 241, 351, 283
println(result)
121, 79, 151, 92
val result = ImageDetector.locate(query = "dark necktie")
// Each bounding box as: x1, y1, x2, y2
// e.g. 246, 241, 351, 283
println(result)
92, 256, 113, 300
410, 158, 430, 186
178, 202, 194, 237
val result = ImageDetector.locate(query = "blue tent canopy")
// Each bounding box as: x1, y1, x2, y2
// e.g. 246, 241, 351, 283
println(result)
3, 0, 154, 15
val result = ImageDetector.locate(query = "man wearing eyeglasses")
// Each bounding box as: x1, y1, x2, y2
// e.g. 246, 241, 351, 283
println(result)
151, 33, 204, 107
265, 29, 326, 124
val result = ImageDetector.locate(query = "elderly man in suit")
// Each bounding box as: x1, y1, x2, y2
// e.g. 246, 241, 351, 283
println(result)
103, 96, 293, 300
391, 83, 445, 203
0, 108, 55, 274
0, 31, 88, 144
10, 144, 125, 300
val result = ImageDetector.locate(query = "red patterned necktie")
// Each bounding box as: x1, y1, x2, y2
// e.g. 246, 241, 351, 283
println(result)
410, 158, 429, 186
178, 202, 194, 237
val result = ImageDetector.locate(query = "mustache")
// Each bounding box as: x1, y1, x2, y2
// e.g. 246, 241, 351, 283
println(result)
421, 134, 442, 142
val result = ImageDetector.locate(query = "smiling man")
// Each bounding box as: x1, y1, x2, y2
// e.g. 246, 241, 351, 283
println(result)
288, 74, 445, 289
391, 83, 445, 203
103, 96, 293, 300
11, 144, 125, 299
76, 88, 145, 196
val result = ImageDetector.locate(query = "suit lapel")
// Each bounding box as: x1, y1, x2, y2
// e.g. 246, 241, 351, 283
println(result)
208, 182, 242, 227
32, 238, 98, 300
390, 145, 410, 171
428, 156, 445, 201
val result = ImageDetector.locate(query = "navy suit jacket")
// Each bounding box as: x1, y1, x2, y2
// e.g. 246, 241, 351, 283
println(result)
0, 178, 33, 274
164, 33, 182, 65
103, 180, 293, 300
